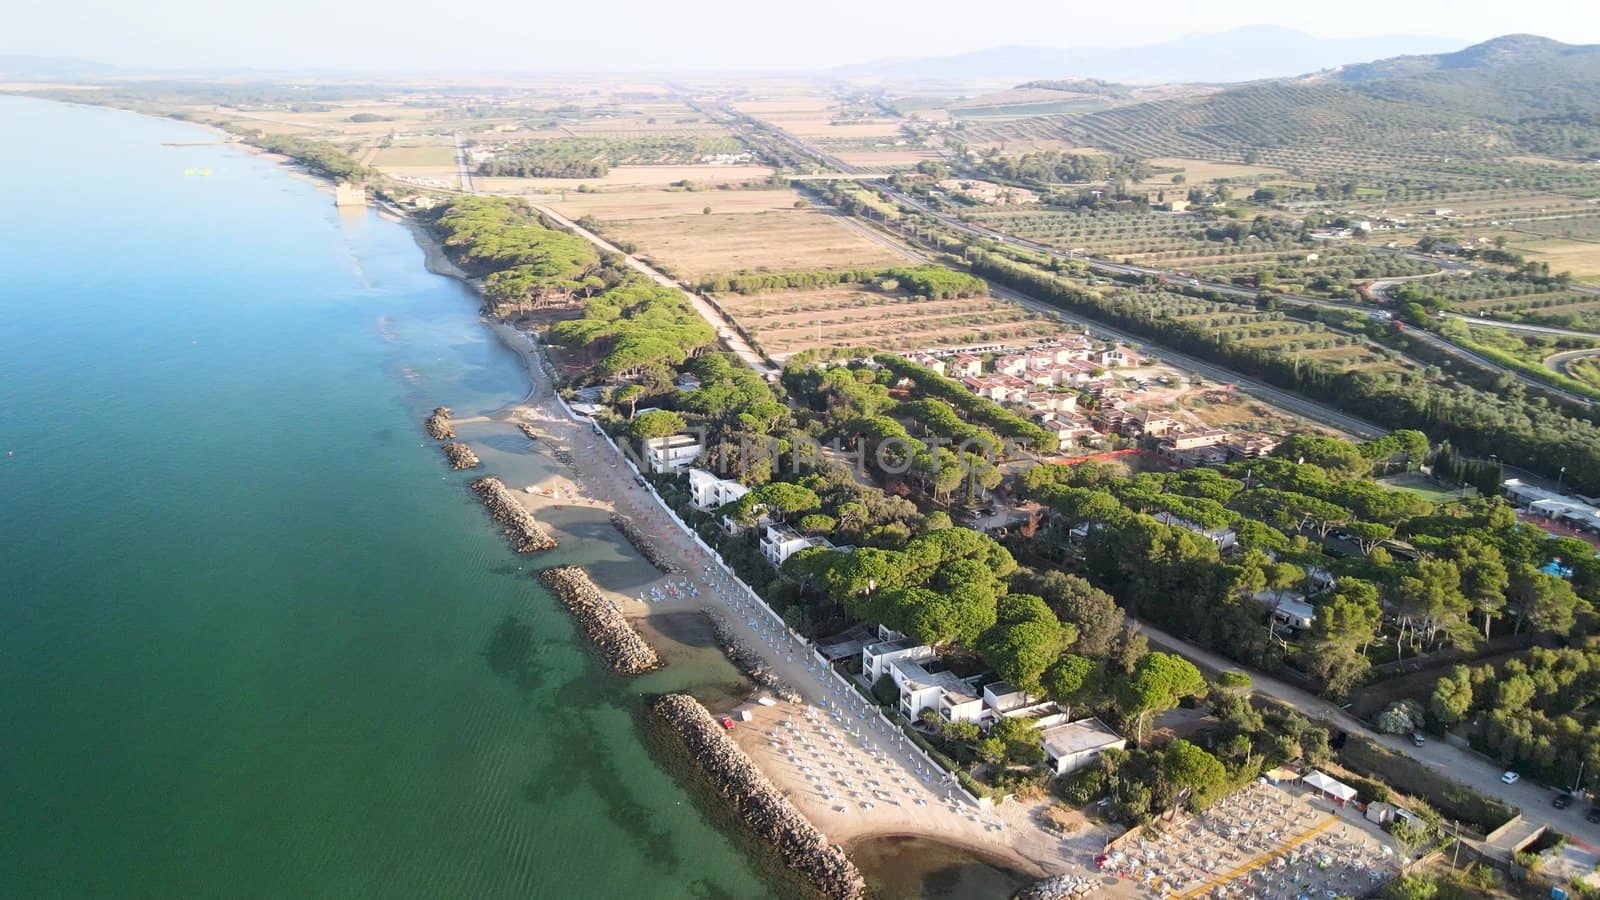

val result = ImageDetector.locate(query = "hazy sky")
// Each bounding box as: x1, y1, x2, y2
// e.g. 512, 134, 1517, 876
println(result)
7, 0, 1600, 72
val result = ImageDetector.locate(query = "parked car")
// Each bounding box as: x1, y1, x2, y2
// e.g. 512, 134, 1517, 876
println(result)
1555, 793, 1573, 809
1587, 806, 1600, 824
1501, 771, 1521, 785
1411, 733, 1425, 747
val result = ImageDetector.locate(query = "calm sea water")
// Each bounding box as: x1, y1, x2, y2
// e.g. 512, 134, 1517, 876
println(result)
0, 96, 772, 899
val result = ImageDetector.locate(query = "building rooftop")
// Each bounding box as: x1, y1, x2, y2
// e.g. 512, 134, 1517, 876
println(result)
866, 636, 925, 656
1038, 717, 1124, 759
893, 657, 979, 705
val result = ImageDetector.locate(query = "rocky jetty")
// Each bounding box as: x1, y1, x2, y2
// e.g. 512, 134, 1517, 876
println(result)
442, 442, 481, 469
518, 422, 540, 442
1013, 875, 1098, 900
539, 566, 660, 674
705, 610, 801, 703
610, 513, 677, 573
469, 477, 556, 552
424, 406, 455, 440
651, 694, 864, 900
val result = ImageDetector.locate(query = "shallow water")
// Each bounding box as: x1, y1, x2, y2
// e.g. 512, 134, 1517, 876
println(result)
852, 835, 1034, 899
0, 95, 770, 898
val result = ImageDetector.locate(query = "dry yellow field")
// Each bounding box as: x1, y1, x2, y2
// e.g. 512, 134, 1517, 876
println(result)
607, 209, 904, 281
1508, 237, 1600, 280
783, 119, 905, 139
1144, 157, 1286, 183
547, 187, 805, 220
476, 164, 773, 193
834, 150, 941, 169
372, 145, 458, 167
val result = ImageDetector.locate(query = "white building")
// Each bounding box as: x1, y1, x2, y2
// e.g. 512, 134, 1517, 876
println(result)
1153, 511, 1238, 552
644, 434, 703, 474
1261, 593, 1316, 630
686, 468, 749, 511
760, 524, 832, 568
891, 656, 986, 724
1038, 717, 1127, 776
862, 632, 936, 684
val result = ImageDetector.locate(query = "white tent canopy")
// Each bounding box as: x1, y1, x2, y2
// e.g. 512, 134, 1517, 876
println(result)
1303, 770, 1358, 803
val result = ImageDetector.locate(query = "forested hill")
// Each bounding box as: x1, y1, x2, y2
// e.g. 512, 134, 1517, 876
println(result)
1330, 34, 1600, 122
1017, 35, 1600, 163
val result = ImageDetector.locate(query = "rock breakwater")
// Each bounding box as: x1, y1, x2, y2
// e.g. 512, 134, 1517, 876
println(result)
442, 442, 480, 469
705, 610, 801, 703
651, 694, 864, 900
610, 513, 677, 573
538, 566, 660, 674
469, 477, 556, 552
424, 406, 455, 440
1014, 875, 1098, 900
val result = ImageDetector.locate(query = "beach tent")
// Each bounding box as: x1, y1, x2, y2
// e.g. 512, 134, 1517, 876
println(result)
1302, 770, 1358, 805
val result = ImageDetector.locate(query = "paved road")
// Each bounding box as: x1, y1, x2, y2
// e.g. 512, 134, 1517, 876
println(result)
453, 132, 474, 194
530, 204, 776, 376
1135, 620, 1600, 846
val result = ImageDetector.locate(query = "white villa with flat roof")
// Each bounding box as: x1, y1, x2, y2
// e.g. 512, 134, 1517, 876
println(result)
687, 468, 749, 511
1038, 717, 1126, 776
761, 523, 833, 567
862, 631, 936, 683
644, 433, 703, 474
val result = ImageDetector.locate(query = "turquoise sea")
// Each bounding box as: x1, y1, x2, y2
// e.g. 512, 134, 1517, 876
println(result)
0, 95, 774, 899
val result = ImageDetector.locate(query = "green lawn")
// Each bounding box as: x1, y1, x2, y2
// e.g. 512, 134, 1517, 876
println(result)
1378, 472, 1470, 503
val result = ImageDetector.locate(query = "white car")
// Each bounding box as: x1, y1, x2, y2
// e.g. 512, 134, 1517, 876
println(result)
1501, 771, 1521, 785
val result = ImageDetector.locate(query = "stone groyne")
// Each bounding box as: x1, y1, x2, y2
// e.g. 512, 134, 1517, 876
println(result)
538, 566, 660, 674
518, 422, 540, 442
1013, 875, 1099, 900
470, 477, 557, 552
442, 442, 481, 469
651, 694, 864, 900
424, 406, 455, 440
610, 513, 678, 573
705, 610, 801, 703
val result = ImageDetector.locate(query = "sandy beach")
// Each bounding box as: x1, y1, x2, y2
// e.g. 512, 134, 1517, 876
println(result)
398, 212, 1118, 882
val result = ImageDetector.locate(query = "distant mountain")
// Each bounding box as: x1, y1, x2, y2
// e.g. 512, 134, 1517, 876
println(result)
0, 54, 118, 80
835, 26, 1464, 84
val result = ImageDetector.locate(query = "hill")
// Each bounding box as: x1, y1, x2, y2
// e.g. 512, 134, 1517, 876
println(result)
0, 54, 118, 80
836, 26, 1461, 84
973, 35, 1600, 165
1331, 34, 1600, 121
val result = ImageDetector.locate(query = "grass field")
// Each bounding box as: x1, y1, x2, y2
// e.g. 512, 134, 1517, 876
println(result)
1378, 472, 1466, 503
716, 285, 1064, 358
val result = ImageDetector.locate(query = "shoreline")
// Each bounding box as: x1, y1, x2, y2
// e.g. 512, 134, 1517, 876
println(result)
389, 200, 1103, 882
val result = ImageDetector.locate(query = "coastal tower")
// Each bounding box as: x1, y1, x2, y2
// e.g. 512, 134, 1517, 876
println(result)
334, 181, 366, 207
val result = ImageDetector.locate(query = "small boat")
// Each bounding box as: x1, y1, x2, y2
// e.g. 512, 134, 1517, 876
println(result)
524, 486, 539, 493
